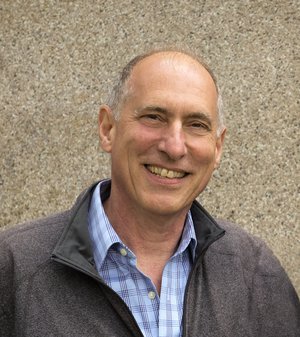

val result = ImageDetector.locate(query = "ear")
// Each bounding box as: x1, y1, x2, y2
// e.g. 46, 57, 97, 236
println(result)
214, 127, 226, 169
98, 104, 116, 153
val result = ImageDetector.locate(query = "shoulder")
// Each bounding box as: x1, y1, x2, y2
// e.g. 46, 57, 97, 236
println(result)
0, 182, 97, 264
0, 210, 71, 279
0, 210, 72, 329
210, 220, 287, 277
205, 220, 299, 310
1, 210, 70, 246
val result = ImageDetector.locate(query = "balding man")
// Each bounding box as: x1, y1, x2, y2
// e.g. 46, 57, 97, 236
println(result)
1, 49, 299, 337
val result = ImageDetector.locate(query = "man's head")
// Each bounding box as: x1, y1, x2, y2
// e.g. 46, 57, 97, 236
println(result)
107, 48, 225, 137
99, 50, 226, 219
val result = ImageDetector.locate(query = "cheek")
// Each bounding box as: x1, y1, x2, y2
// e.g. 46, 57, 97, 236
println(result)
111, 130, 153, 165
190, 140, 217, 164
131, 127, 162, 153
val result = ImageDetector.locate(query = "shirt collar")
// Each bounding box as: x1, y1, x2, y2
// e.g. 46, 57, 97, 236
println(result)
88, 180, 121, 269
177, 211, 197, 260
88, 180, 197, 269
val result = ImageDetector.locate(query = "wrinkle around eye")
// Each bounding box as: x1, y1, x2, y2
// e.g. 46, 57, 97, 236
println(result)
189, 121, 206, 127
139, 113, 167, 126
145, 114, 163, 120
185, 122, 212, 135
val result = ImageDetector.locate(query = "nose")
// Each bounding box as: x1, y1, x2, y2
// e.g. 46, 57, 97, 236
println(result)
157, 122, 187, 160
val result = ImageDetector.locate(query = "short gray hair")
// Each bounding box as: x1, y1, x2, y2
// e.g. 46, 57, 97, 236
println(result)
106, 48, 225, 136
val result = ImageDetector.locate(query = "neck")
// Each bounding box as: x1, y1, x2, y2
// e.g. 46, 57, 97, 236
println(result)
103, 190, 190, 293
104, 195, 188, 257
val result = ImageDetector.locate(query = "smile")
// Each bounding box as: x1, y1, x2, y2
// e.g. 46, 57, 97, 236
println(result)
146, 165, 187, 179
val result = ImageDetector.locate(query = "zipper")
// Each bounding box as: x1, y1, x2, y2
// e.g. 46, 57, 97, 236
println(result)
182, 230, 225, 337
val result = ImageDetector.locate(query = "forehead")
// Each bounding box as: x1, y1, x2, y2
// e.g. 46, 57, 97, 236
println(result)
126, 52, 218, 114
131, 52, 215, 86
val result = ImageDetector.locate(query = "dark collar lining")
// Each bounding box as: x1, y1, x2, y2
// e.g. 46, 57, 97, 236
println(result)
52, 181, 225, 275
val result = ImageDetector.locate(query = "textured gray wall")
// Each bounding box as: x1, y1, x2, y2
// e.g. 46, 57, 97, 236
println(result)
1, 0, 299, 294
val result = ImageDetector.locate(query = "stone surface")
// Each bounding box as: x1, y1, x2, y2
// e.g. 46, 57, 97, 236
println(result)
0, 0, 299, 294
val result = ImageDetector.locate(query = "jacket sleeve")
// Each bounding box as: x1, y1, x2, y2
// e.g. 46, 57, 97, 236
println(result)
253, 239, 300, 336
214, 220, 300, 336
0, 238, 15, 336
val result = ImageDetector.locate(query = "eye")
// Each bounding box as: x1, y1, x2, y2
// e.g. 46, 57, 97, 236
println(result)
190, 121, 210, 130
139, 113, 166, 126
186, 120, 211, 134
144, 114, 162, 120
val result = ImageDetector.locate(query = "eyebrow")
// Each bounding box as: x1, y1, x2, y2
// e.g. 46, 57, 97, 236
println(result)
136, 105, 213, 126
136, 105, 169, 115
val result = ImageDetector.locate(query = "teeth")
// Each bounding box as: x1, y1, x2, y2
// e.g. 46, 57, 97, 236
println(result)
147, 165, 185, 179
161, 168, 168, 177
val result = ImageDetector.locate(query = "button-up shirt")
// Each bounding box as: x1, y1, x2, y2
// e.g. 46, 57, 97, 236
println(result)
88, 180, 197, 337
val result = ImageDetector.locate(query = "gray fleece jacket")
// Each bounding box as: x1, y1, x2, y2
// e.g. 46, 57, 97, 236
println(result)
1, 182, 299, 337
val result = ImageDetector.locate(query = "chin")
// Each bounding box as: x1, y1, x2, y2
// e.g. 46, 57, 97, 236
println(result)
144, 198, 190, 217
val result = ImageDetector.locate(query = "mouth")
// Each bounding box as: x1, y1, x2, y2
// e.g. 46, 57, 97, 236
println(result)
145, 165, 187, 179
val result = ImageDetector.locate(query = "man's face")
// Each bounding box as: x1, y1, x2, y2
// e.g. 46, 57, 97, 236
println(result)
99, 53, 225, 218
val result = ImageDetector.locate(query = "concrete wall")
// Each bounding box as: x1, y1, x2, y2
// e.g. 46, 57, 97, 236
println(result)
1, 0, 299, 294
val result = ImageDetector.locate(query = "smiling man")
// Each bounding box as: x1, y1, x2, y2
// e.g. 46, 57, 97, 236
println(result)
1, 49, 299, 337
98, 52, 225, 299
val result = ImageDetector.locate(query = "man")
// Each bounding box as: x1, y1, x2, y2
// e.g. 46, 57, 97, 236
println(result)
1, 49, 299, 337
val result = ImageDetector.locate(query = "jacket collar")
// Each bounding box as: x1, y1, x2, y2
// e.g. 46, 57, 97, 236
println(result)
190, 201, 225, 257
52, 181, 225, 278
52, 182, 99, 279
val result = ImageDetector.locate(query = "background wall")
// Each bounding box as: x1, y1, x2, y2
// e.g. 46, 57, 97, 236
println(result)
0, 0, 299, 294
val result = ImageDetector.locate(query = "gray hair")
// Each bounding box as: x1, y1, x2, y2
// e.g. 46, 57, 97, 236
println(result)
106, 48, 225, 136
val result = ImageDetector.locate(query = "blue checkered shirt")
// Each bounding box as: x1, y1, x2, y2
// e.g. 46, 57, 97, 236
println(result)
88, 180, 197, 337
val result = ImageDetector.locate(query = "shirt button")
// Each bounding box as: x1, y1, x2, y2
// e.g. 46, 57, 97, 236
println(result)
120, 248, 128, 256
148, 291, 156, 300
